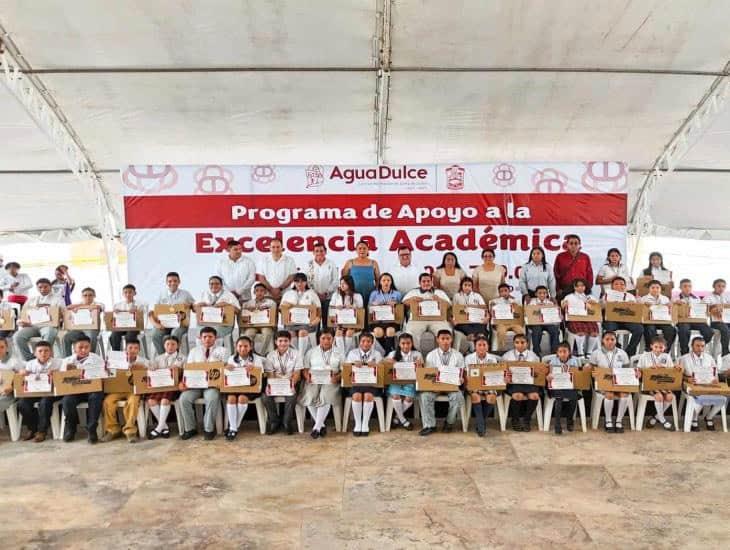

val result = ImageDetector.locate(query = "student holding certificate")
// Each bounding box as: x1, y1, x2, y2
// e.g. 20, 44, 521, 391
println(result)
146, 335, 185, 439
526, 285, 560, 356
703, 278, 730, 357
675, 279, 714, 356
402, 273, 452, 352
386, 332, 423, 431
595, 248, 634, 294
489, 283, 524, 352
281, 273, 321, 358
345, 332, 383, 436
420, 330, 465, 436
241, 283, 277, 355
546, 342, 582, 435
329, 275, 364, 355
300, 329, 343, 439
0, 338, 20, 421
263, 331, 302, 435
640, 280, 676, 351
16, 340, 60, 442
641, 252, 672, 284
464, 334, 501, 437
561, 278, 600, 357
368, 273, 403, 356
680, 337, 725, 432
452, 276, 489, 355
224, 336, 265, 441
601, 277, 643, 357
193, 275, 240, 339
148, 272, 195, 356
14, 278, 66, 362
637, 336, 678, 431
588, 331, 632, 433
62, 287, 104, 356
502, 335, 541, 432
109, 284, 145, 352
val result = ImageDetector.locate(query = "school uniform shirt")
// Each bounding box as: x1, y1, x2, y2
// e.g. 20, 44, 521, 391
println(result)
306, 258, 339, 299
601, 290, 636, 304
126, 356, 150, 368
502, 349, 540, 362
676, 293, 703, 305
528, 297, 557, 306
304, 346, 344, 373
402, 288, 451, 304
519, 261, 557, 298
702, 292, 730, 306
156, 288, 195, 306
24, 357, 62, 374
25, 293, 66, 310
257, 254, 297, 290
281, 288, 321, 307
386, 349, 423, 363
0, 272, 32, 296
197, 289, 240, 309
390, 263, 423, 294
151, 352, 186, 369
680, 352, 717, 377
464, 351, 501, 365
346, 347, 384, 364
588, 348, 630, 369
489, 296, 517, 307
648, 267, 672, 284
215, 255, 256, 301
242, 297, 277, 310
329, 292, 364, 308
425, 348, 465, 370
186, 346, 227, 363
547, 356, 581, 369
264, 348, 302, 378
640, 294, 670, 306
597, 263, 634, 292
0, 356, 21, 372
637, 352, 673, 369
60, 352, 105, 371
368, 289, 403, 306
113, 299, 147, 313
226, 353, 265, 369
453, 291, 486, 306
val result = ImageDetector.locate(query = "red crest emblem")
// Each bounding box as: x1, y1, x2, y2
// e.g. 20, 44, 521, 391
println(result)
122, 165, 178, 194
445, 164, 465, 190
250, 165, 276, 184
305, 165, 325, 188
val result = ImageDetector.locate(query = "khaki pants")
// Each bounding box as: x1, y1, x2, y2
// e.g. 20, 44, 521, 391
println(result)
493, 323, 525, 351
103, 392, 140, 436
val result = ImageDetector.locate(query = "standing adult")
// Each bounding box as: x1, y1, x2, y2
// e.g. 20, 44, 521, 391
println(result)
433, 252, 466, 300
518, 246, 556, 300
341, 240, 380, 305
1, 262, 32, 307
553, 234, 593, 301
390, 246, 421, 294
595, 248, 633, 295
215, 239, 256, 303
305, 243, 339, 328
256, 238, 297, 302
472, 248, 506, 304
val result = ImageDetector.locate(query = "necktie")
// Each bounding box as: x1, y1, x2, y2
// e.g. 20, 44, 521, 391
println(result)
205, 348, 210, 360
518, 353, 524, 361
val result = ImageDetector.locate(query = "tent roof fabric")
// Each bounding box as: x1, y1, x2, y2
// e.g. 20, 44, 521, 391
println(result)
1, 0, 730, 235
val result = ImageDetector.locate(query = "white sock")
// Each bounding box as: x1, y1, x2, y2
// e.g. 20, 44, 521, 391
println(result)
616, 398, 629, 423
314, 405, 330, 430
654, 403, 666, 423
574, 335, 586, 355
393, 399, 406, 423
603, 399, 614, 423
707, 404, 723, 420
693, 402, 702, 421
362, 401, 374, 432
149, 404, 160, 421
156, 404, 170, 431
586, 336, 599, 354
236, 403, 248, 428
352, 400, 363, 431
226, 404, 238, 431
307, 405, 317, 421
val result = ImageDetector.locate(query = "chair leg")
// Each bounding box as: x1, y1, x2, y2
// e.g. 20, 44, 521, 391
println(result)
295, 404, 305, 433
333, 400, 343, 432
543, 397, 554, 432
385, 396, 394, 432
50, 401, 61, 440
173, 400, 185, 434
6, 403, 21, 442
722, 408, 728, 433
535, 397, 544, 431
670, 399, 679, 431
495, 395, 506, 432
577, 399, 587, 432
627, 395, 635, 430
376, 397, 385, 432
636, 395, 648, 432
591, 393, 604, 430
342, 397, 352, 431
501, 395, 511, 431
253, 399, 266, 434
137, 402, 148, 439
683, 395, 694, 433
460, 401, 468, 433
215, 406, 223, 435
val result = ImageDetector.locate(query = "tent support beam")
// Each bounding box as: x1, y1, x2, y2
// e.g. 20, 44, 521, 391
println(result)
0, 29, 120, 299
374, 0, 393, 164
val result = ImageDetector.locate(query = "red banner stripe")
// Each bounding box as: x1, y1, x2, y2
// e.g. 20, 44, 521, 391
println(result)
124, 193, 627, 229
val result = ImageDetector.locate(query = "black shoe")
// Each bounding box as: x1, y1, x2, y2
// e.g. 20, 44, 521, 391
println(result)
180, 429, 198, 440
161, 429, 171, 439
286, 423, 295, 435
521, 419, 531, 432
615, 423, 625, 434
554, 421, 563, 435
442, 423, 453, 433
362, 430, 370, 437
691, 423, 700, 432
705, 420, 716, 432
310, 429, 320, 439
476, 427, 486, 437
265, 424, 279, 435
225, 431, 237, 441
353, 430, 362, 437
319, 426, 327, 438
203, 430, 215, 441
391, 417, 401, 429
149, 429, 161, 440
605, 423, 615, 433
566, 420, 575, 432
511, 419, 523, 432
401, 420, 414, 431
63, 429, 76, 443
419, 427, 435, 436
87, 431, 98, 444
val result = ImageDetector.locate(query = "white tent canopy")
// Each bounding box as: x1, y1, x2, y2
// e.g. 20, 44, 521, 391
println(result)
2, 0, 730, 244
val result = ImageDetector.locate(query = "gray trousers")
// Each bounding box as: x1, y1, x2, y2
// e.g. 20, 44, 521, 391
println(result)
150, 327, 188, 355
0, 394, 16, 414
14, 327, 59, 361
419, 391, 465, 429
63, 329, 100, 356
179, 388, 220, 433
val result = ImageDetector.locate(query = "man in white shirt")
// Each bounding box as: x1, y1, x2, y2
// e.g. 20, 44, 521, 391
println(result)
215, 239, 256, 303
1, 262, 33, 304
703, 278, 730, 356
109, 284, 146, 351
178, 326, 228, 440
403, 273, 452, 352
263, 331, 302, 435
306, 243, 339, 328
390, 247, 422, 294
59, 335, 106, 443
681, 337, 725, 431
194, 275, 241, 340
14, 278, 66, 361
148, 272, 195, 355
420, 330, 465, 436
15, 340, 59, 442
256, 238, 297, 302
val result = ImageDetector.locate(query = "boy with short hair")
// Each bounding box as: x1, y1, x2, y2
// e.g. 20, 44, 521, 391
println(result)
110, 284, 145, 352
490, 283, 525, 352
419, 330, 465, 436
60, 335, 105, 443
16, 340, 60, 442
62, 287, 104, 356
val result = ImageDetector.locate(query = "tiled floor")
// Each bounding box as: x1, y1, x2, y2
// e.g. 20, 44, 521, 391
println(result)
1, 419, 727, 549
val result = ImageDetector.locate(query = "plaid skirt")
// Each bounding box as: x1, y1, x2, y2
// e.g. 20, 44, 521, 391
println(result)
566, 321, 599, 335
146, 391, 178, 402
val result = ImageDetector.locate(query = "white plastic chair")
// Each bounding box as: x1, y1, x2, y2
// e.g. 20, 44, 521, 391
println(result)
590, 389, 636, 430
58, 401, 104, 439
173, 397, 224, 434
464, 394, 505, 432
138, 399, 181, 438
342, 396, 385, 432
295, 399, 343, 433
502, 394, 544, 431
7, 400, 61, 441
222, 397, 267, 435
680, 392, 728, 433
385, 395, 421, 432
260, 396, 304, 433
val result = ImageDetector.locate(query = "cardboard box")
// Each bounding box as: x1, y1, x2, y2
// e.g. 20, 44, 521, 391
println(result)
641, 304, 678, 325
52, 370, 103, 396
593, 367, 640, 393
466, 364, 507, 391
523, 304, 562, 326
707, 304, 730, 323
13, 373, 54, 397
409, 300, 449, 322
182, 362, 224, 389
0, 309, 16, 332
604, 302, 643, 323
327, 307, 366, 330
635, 276, 673, 298
103, 370, 134, 394
280, 304, 321, 326
569, 367, 594, 391
684, 382, 730, 396
239, 307, 278, 329
153, 304, 191, 328
453, 304, 490, 325
0, 369, 14, 393
675, 303, 709, 324
220, 366, 264, 394
565, 302, 602, 322
104, 310, 145, 331
21, 305, 61, 328
641, 368, 683, 392
382, 359, 418, 385
504, 361, 547, 387
133, 367, 180, 395
490, 304, 525, 326
368, 303, 405, 325
415, 367, 461, 392
63, 307, 101, 331
196, 304, 237, 327
341, 362, 385, 388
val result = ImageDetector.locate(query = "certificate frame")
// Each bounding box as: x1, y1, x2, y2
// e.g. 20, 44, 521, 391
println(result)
153, 304, 192, 328
453, 304, 490, 326
239, 307, 278, 328
63, 307, 101, 331
196, 304, 237, 327
220, 366, 264, 394
327, 307, 366, 330
104, 310, 145, 331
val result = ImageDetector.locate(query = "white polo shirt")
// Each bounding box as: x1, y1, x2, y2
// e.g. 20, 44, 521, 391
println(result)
425, 347, 465, 369
257, 255, 297, 290
588, 348, 630, 369
186, 346, 227, 363
390, 263, 423, 294
216, 255, 256, 301
305, 258, 339, 298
